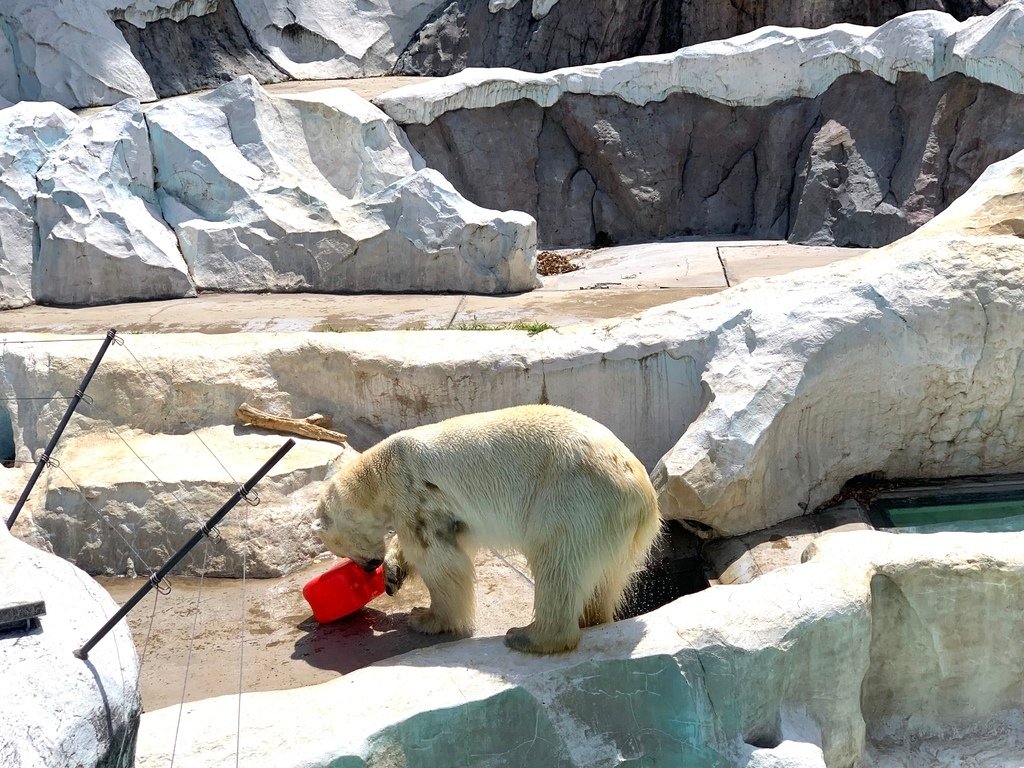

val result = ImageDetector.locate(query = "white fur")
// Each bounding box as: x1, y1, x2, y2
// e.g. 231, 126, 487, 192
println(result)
315, 404, 661, 654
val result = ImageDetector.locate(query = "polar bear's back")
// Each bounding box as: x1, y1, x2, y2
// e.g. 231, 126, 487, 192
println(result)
389, 405, 657, 551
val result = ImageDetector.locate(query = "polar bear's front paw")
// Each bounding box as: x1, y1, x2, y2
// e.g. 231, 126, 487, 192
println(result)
384, 559, 407, 596
409, 606, 462, 635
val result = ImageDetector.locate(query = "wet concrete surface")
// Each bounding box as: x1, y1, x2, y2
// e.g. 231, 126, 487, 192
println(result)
97, 551, 534, 711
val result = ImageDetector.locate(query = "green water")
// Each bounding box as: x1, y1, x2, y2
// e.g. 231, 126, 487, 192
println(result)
881, 498, 1024, 533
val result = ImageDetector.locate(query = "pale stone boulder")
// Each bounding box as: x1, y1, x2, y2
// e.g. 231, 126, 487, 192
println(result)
34, 99, 196, 306
0, 0, 156, 108
1, 524, 140, 768
654, 147, 1024, 536
949, 0, 1024, 92
233, 0, 441, 79
137, 540, 873, 767
0, 102, 79, 309
146, 76, 536, 295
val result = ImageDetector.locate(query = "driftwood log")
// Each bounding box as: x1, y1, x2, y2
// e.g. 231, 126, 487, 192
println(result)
236, 403, 347, 445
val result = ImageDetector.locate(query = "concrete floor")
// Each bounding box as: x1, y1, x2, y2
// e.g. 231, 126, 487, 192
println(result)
0, 240, 866, 335
97, 551, 535, 711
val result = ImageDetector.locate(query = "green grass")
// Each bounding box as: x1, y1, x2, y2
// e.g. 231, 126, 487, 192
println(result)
446, 320, 553, 335
316, 320, 554, 335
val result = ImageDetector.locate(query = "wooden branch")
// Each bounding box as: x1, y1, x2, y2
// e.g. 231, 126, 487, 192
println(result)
236, 402, 347, 445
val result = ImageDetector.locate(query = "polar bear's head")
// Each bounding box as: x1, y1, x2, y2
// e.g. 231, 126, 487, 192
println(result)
313, 463, 389, 572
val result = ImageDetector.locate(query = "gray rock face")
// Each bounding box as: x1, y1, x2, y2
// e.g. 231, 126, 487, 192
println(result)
34, 100, 196, 306
401, 71, 1024, 248
114, 0, 289, 99
0, 103, 79, 310
0, 0, 156, 107
396, 0, 1006, 76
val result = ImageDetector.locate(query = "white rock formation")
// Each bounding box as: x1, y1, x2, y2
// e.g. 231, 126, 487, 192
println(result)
133, 530, 1024, 766
146, 76, 536, 295
2, 523, 140, 768
34, 99, 196, 306
13, 427, 349, 578
0, 102, 79, 309
653, 146, 1024, 536
7, 129, 1024, 536
0, 0, 156, 108
233, 0, 441, 79
375, 3, 1024, 125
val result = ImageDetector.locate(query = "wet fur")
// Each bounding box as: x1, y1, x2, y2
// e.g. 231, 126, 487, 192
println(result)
313, 404, 661, 654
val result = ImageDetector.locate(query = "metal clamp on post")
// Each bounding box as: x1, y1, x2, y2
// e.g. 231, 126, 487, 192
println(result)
149, 572, 172, 596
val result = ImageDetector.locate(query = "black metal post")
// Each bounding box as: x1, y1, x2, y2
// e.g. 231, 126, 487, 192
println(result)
7, 328, 118, 530
74, 438, 295, 660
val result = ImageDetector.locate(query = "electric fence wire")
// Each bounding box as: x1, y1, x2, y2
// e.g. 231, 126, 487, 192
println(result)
48, 461, 156, 576
105, 422, 209, 529
170, 539, 212, 768
46, 459, 163, 761
5, 334, 265, 762
0, 337, 113, 344
489, 549, 534, 586
115, 338, 265, 763
114, 339, 244, 489
236, 495, 250, 768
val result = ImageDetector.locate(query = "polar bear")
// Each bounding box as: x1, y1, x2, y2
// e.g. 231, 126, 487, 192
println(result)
313, 404, 661, 654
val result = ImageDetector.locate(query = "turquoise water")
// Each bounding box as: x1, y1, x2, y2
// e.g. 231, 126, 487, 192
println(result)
880, 498, 1024, 534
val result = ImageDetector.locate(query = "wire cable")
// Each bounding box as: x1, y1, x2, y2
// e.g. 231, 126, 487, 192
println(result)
169, 541, 211, 768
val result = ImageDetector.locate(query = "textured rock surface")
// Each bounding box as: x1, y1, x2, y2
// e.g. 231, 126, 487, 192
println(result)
5, 149, 1024, 560
395, 0, 1007, 76
114, 0, 289, 99
7, 127, 1024, 538
1, 524, 141, 768
0, 0, 156, 108
0, 102, 79, 309
654, 147, 1024, 536
13, 428, 348, 578
34, 100, 195, 306
146, 76, 536, 294
134, 530, 1024, 766
382, 9, 1024, 247
397, 71, 1024, 248
233, 0, 441, 79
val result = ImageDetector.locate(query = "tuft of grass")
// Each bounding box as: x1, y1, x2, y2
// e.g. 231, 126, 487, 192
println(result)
316, 320, 555, 336
447, 320, 553, 336
317, 323, 376, 333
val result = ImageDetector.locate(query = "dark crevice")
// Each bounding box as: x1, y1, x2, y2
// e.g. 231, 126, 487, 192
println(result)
112, 0, 288, 99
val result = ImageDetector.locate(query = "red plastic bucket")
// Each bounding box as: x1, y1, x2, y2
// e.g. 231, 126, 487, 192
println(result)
302, 558, 385, 623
